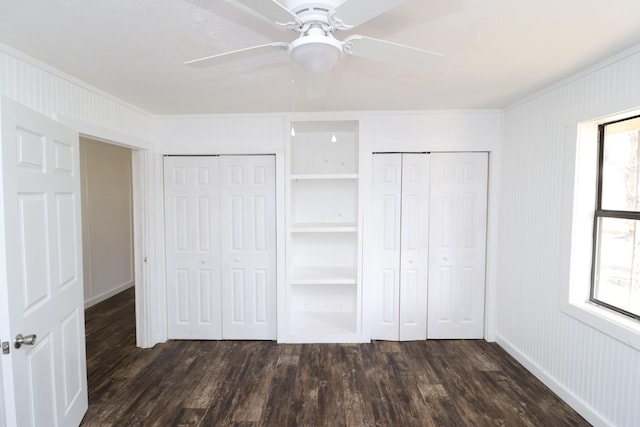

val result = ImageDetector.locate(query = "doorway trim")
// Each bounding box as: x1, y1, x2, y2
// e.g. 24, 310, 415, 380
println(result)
55, 115, 158, 348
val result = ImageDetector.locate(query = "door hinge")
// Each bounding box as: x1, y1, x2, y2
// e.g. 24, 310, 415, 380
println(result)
2, 341, 9, 354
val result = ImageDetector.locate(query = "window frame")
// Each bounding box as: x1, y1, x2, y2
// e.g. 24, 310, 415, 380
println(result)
562, 111, 640, 353
590, 115, 640, 321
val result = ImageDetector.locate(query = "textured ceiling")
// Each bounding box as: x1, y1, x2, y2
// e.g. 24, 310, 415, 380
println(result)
2, 0, 640, 114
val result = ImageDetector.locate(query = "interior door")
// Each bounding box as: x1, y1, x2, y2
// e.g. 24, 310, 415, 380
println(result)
369, 154, 402, 340
369, 153, 429, 341
428, 152, 488, 339
398, 154, 429, 340
0, 98, 88, 426
164, 156, 222, 339
219, 155, 276, 340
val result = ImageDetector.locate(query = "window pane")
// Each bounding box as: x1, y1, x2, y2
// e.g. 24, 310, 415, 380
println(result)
593, 217, 640, 318
601, 117, 640, 211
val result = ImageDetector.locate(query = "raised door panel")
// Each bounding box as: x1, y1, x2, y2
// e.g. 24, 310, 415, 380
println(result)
399, 154, 429, 341
164, 156, 222, 339
428, 153, 488, 339
369, 154, 402, 340
220, 156, 276, 340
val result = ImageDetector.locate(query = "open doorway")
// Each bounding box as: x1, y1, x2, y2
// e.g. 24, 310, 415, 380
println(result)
79, 137, 135, 309
79, 137, 138, 406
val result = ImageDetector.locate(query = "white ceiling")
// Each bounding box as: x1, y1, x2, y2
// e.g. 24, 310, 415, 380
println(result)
2, 0, 640, 115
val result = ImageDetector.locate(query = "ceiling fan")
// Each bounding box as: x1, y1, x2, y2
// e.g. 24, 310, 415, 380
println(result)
185, 0, 443, 73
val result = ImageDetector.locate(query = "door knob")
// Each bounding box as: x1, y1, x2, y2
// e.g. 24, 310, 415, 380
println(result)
14, 333, 37, 349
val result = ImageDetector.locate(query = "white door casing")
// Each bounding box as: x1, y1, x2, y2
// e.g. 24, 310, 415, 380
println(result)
220, 155, 276, 340
428, 152, 488, 339
0, 98, 88, 426
164, 156, 222, 339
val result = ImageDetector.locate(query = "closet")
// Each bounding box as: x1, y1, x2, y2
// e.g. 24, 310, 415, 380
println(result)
369, 152, 488, 340
164, 155, 277, 340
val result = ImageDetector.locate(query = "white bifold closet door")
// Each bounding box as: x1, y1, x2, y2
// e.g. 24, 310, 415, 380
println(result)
427, 152, 487, 339
219, 155, 277, 340
370, 152, 487, 340
370, 153, 430, 341
164, 155, 276, 340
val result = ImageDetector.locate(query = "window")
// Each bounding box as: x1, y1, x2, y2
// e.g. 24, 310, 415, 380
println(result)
591, 115, 640, 320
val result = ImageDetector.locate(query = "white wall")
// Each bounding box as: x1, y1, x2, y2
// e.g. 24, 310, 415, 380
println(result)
0, 45, 152, 140
80, 138, 134, 307
498, 45, 640, 427
155, 111, 502, 342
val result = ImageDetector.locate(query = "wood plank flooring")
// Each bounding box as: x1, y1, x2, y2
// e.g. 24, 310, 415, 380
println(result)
81, 288, 590, 426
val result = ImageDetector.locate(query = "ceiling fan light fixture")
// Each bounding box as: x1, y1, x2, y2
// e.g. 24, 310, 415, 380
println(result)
289, 33, 343, 73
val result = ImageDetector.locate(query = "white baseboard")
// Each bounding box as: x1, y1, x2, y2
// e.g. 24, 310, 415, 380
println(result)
84, 281, 134, 309
495, 333, 609, 427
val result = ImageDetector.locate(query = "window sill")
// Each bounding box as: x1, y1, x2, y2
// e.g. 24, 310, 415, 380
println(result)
562, 300, 640, 351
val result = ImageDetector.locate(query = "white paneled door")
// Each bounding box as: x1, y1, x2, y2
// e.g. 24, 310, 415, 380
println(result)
370, 154, 430, 341
164, 155, 276, 340
220, 156, 276, 340
370, 152, 488, 340
399, 154, 431, 340
370, 154, 402, 340
428, 153, 488, 339
0, 99, 88, 426
164, 156, 222, 339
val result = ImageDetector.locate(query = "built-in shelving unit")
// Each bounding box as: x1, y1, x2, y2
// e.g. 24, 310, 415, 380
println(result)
285, 120, 361, 342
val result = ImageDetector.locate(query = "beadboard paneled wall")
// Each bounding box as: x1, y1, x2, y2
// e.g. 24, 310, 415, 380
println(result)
362, 110, 501, 151
154, 114, 286, 154
0, 47, 153, 140
498, 45, 640, 427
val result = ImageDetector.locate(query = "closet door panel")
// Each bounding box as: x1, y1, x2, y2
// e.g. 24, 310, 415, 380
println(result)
428, 153, 487, 339
164, 157, 222, 339
399, 154, 429, 341
220, 155, 277, 340
370, 154, 402, 340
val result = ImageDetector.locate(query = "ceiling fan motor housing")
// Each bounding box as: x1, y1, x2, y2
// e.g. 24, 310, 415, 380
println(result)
282, 0, 341, 22
289, 26, 343, 73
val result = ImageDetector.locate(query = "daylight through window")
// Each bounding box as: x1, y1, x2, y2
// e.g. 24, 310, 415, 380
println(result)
592, 115, 640, 320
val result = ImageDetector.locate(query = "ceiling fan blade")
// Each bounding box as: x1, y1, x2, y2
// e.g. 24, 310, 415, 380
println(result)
331, 0, 410, 28
185, 43, 289, 68
235, 0, 300, 26
344, 35, 443, 70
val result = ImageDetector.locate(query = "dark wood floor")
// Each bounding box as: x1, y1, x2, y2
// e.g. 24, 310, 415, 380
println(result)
81, 288, 589, 426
